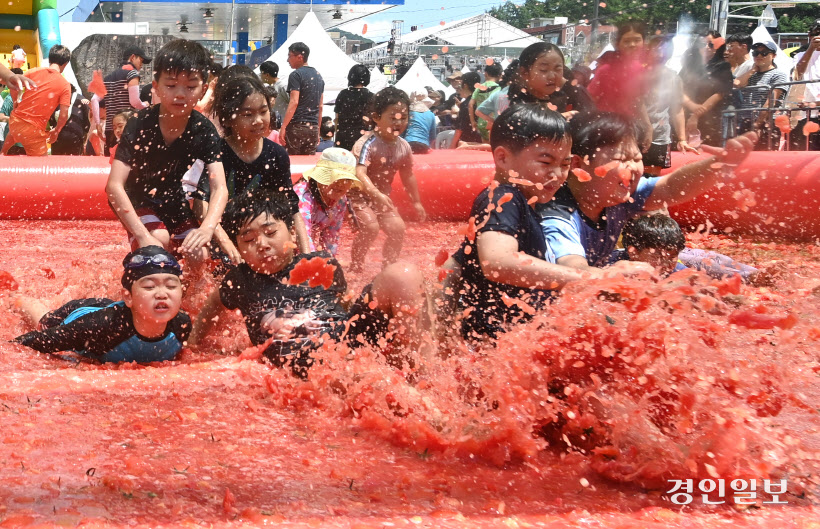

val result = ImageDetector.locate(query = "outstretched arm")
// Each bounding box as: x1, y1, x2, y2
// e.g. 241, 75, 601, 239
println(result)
188, 289, 227, 348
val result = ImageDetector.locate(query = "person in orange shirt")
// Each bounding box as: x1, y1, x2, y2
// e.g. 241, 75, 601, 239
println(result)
1, 45, 71, 156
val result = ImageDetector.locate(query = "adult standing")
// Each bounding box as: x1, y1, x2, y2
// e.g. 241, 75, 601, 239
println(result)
334, 64, 372, 150
92, 45, 151, 155
735, 41, 787, 149
279, 42, 325, 155
259, 60, 290, 122
725, 33, 754, 82
1, 45, 71, 156
790, 21, 820, 150
51, 85, 91, 155
680, 32, 733, 147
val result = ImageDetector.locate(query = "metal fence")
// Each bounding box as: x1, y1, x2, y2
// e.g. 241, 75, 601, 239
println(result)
723, 79, 819, 151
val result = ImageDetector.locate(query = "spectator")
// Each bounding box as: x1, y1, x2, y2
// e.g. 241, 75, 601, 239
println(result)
726, 33, 754, 82
10, 44, 26, 69
195, 62, 223, 117
644, 35, 698, 175
1, 45, 72, 156
469, 62, 502, 142
474, 59, 518, 133
279, 42, 325, 155
334, 64, 372, 150
51, 85, 92, 155
789, 20, 820, 150
107, 110, 133, 163
0, 67, 23, 151
92, 45, 151, 156
571, 64, 592, 88
735, 41, 787, 149
317, 116, 335, 152
259, 60, 290, 122
403, 89, 437, 154
451, 71, 483, 148
680, 32, 733, 147
263, 85, 283, 144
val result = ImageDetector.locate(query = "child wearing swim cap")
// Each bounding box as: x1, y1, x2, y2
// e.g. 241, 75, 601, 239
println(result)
12, 246, 190, 363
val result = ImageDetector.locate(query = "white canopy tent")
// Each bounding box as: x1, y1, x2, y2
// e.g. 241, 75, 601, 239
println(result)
395, 57, 455, 98
258, 11, 358, 103
368, 66, 389, 93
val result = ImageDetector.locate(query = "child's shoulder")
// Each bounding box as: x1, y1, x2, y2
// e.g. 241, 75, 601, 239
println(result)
261, 137, 289, 158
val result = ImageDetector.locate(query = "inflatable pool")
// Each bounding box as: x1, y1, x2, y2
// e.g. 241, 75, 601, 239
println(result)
2, 151, 820, 239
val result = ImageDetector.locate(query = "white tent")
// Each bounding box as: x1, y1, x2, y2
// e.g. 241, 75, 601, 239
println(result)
368, 66, 389, 93
500, 58, 511, 70
258, 11, 357, 102
751, 25, 793, 79
395, 56, 456, 98
461, 64, 471, 74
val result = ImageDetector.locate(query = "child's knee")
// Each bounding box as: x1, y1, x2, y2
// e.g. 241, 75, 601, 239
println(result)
356, 220, 381, 240
374, 262, 425, 302
149, 229, 172, 248
382, 217, 406, 239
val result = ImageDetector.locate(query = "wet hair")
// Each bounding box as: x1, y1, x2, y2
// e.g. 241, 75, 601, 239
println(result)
622, 215, 686, 255
461, 71, 481, 91
288, 42, 310, 61
222, 191, 294, 243
320, 116, 335, 138
214, 76, 269, 137
259, 61, 278, 78
211, 64, 256, 117
727, 33, 753, 51
491, 103, 570, 154
347, 64, 370, 87
152, 39, 212, 83
48, 45, 71, 67
113, 109, 134, 124
570, 111, 641, 160
369, 86, 410, 117
484, 63, 503, 78
616, 21, 647, 44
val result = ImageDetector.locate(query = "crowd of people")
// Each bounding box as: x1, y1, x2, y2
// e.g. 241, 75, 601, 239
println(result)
0, 22, 801, 374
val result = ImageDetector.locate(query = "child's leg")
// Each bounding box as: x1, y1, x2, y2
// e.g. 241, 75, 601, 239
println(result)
379, 212, 406, 267
13, 296, 50, 329
350, 202, 381, 272
370, 262, 431, 351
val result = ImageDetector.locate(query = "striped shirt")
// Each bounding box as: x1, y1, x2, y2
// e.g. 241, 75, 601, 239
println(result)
351, 132, 413, 195
102, 64, 140, 130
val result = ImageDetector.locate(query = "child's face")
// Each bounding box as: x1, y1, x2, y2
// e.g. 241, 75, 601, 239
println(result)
112, 116, 128, 140
618, 31, 644, 57
575, 139, 644, 208
153, 70, 205, 117
318, 179, 354, 206
520, 50, 564, 100
373, 102, 409, 140
236, 213, 295, 275
123, 274, 183, 324
627, 247, 678, 276
495, 138, 572, 204
231, 92, 271, 141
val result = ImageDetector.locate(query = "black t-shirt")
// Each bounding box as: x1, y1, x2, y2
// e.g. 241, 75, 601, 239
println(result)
56, 96, 90, 141
116, 106, 221, 231
455, 95, 482, 143
453, 184, 553, 339
14, 298, 191, 363
198, 138, 298, 216
219, 252, 348, 359
509, 82, 596, 115
333, 87, 372, 150
287, 66, 325, 124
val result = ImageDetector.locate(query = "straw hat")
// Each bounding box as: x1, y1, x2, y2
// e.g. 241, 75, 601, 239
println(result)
303, 148, 361, 187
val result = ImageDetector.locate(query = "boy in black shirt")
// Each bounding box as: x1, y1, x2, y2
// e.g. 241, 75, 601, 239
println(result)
13, 246, 190, 363
450, 72, 482, 148
188, 192, 430, 377
105, 39, 229, 272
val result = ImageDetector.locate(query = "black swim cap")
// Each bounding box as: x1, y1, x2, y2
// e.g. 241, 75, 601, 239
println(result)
121, 246, 182, 290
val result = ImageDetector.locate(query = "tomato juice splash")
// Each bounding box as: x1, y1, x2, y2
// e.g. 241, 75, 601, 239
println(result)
0, 220, 818, 527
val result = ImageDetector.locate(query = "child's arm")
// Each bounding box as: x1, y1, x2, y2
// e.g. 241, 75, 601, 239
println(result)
181, 162, 228, 253
188, 289, 227, 348
356, 164, 394, 211
192, 198, 242, 264
279, 90, 300, 146
398, 164, 426, 221
644, 131, 757, 211
292, 213, 311, 254
450, 129, 462, 149
475, 108, 493, 132
106, 160, 164, 248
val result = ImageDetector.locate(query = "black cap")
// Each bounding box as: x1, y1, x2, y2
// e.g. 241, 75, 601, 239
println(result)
121, 246, 181, 289
123, 45, 152, 65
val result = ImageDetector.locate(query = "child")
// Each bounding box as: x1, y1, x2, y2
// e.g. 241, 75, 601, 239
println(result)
10, 44, 26, 70
538, 112, 758, 271
403, 89, 437, 154
448, 104, 621, 339
293, 148, 360, 256
349, 87, 426, 272
263, 85, 282, 144
317, 116, 335, 152
105, 39, 229, 271
13, 246, 190, 363
450, 71, 483, 148
196, 75, 309, 265
469, 62, 502, 142
107, 109, 133, 163
188, 191, 430, 377
618, 214, 764, 281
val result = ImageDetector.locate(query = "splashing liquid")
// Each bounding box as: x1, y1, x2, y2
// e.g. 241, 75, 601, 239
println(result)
0, 220, 818, 527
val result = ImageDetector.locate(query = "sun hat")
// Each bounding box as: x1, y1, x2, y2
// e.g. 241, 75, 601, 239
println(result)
302, 148, 361, 188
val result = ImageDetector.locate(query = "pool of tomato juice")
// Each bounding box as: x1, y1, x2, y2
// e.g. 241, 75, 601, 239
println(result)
0, 219, 819, 528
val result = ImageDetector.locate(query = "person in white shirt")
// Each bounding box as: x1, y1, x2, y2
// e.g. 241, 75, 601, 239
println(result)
725, 33, 754, 83
790, 20, 820, 150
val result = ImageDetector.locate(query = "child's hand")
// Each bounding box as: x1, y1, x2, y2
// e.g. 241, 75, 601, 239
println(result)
48, 129, 60, 145
413, 202, 427, 222
261, 310, 315, 338
606, 260, 657, 277
180, 227, 214, 252
701, 130, 757, 166
374, 192, 395, 212
217, 237, 243, 265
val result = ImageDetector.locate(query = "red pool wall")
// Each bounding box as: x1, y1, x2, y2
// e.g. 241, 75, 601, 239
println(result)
2, 151, 819, 239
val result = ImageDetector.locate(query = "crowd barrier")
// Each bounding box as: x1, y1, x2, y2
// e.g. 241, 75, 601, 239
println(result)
2, 151, 819, 239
